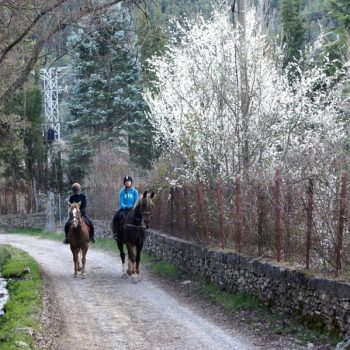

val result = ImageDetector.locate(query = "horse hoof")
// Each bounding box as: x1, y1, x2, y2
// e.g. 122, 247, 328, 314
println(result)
74, 274, 77, 278
131, 274, 139, 283
127, 269, 132, 276
122, 273, 128, 279
82, 274, 87, 279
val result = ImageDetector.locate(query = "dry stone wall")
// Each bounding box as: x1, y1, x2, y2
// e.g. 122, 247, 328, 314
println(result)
145, 230, 350, 336
0, 213, 46, 229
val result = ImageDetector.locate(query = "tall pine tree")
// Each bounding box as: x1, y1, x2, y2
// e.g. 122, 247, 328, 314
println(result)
281, 0, 306, 69
67, 6, 153, 181
329, 0, 350, 60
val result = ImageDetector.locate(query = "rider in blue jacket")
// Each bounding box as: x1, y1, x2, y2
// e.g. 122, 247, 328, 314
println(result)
113, 175, 139, 241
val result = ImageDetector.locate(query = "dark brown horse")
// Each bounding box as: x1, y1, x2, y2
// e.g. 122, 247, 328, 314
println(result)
67, 202, 89, 278
112, 191, 154, 280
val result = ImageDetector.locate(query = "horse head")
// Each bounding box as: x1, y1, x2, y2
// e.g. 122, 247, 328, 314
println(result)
68, 202, 82, 228
137, 191, 155, 228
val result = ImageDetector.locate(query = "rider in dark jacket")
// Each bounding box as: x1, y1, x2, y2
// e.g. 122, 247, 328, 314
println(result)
113, 176, 139, 241
64, 183, 95, 244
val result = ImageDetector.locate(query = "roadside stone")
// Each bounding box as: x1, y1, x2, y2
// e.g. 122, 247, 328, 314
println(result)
23, 267, 31, 275
13, 327, 34, 336
15, 341, 29, 348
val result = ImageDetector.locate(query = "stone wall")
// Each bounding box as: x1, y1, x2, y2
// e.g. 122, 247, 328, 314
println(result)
145, 230, 350, 336
93, 219, 113, 239
0, 213, 46, 230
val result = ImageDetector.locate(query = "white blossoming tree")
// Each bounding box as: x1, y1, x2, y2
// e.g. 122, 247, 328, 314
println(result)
144, 9, 349, 183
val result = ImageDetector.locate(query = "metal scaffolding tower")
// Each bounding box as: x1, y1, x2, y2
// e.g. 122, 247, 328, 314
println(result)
40, 67, 66, 231
40, 67, 61, 141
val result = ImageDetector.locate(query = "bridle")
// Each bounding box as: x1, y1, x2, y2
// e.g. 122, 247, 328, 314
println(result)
125, 206, 152, 229
70, 206, 82, 227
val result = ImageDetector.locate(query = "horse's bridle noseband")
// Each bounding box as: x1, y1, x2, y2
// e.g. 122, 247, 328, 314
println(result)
70, 208, 82, 227
124, 210, 152, 229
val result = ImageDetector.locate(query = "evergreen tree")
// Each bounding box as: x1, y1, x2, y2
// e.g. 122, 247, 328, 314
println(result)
67, 6, 153, 174
1, 77, 45, 190
328, 0, 350, 60
329, 0, 350, 33
281, 0, 306, 69
136, 1, 168, 88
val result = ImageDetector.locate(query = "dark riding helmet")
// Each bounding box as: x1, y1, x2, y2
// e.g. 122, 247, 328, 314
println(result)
123, 175, 133, 184
72, 183, 81, 193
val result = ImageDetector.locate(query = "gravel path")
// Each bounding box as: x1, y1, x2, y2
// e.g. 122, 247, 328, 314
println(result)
0, 234, 261, 350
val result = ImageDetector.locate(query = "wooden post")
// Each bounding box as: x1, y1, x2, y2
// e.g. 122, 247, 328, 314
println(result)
197, 182, 210, 244
235, 176, 243, 253
257, 180, 264, 255
305, 179, 313, 270
275, 169, 281, 262
170, 187, 174, 235
336, 171, 348, 277
183, 184, 190, 241
216, 177, 225, 250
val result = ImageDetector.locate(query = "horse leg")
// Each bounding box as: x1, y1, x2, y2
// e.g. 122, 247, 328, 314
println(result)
81, 246, 87, 278
135, 243, 143, 278
77, 249, 82, 272
117, 241, 126, 277
126, 242, 136, 277
72, 249, 78, 277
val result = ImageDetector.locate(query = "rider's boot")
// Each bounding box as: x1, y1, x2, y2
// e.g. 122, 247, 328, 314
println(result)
63, 234, 69, 244
89, 225, 96, 243
63, 221, 69, 244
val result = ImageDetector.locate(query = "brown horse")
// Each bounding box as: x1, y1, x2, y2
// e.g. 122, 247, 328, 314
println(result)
112, 191, 154, 280
67, 202, 89, 278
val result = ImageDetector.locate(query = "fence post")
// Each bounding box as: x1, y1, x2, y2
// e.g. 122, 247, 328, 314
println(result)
216, 177, 225, 250
170, 186, 174, 236
235, 176, 243, 253
336, 171, 348, 277
275, 169, 281, 262
174, 187, 181, 237
197, 182, 210, 244
305, 179, 313, 270
284, 189, 292, 260
257, 180, 264, 255
183, 184, 190, 241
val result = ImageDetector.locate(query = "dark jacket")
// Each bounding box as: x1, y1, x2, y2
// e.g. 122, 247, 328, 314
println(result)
69, 193, 87, 216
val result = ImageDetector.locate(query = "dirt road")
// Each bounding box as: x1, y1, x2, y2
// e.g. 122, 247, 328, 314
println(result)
0, 234, 262, 350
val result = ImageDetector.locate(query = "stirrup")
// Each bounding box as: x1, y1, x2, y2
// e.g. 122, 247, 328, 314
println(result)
90, 236, 96, 243
63, 238, 69, 244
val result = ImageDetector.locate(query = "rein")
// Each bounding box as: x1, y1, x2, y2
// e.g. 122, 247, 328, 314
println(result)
124, 210, 151, 229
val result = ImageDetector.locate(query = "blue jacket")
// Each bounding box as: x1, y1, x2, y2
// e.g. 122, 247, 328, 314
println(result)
119, 187, 139, 209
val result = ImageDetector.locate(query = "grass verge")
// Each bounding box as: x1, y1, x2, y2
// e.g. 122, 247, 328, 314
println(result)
0, 245, 42, 350
200, 282, 259, 312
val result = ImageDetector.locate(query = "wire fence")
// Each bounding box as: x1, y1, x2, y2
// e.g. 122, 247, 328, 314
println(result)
150, 169, 350, 276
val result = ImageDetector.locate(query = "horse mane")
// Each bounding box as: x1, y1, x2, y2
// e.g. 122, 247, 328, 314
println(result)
127, 193, 153, 222
134, 196, 153, 208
